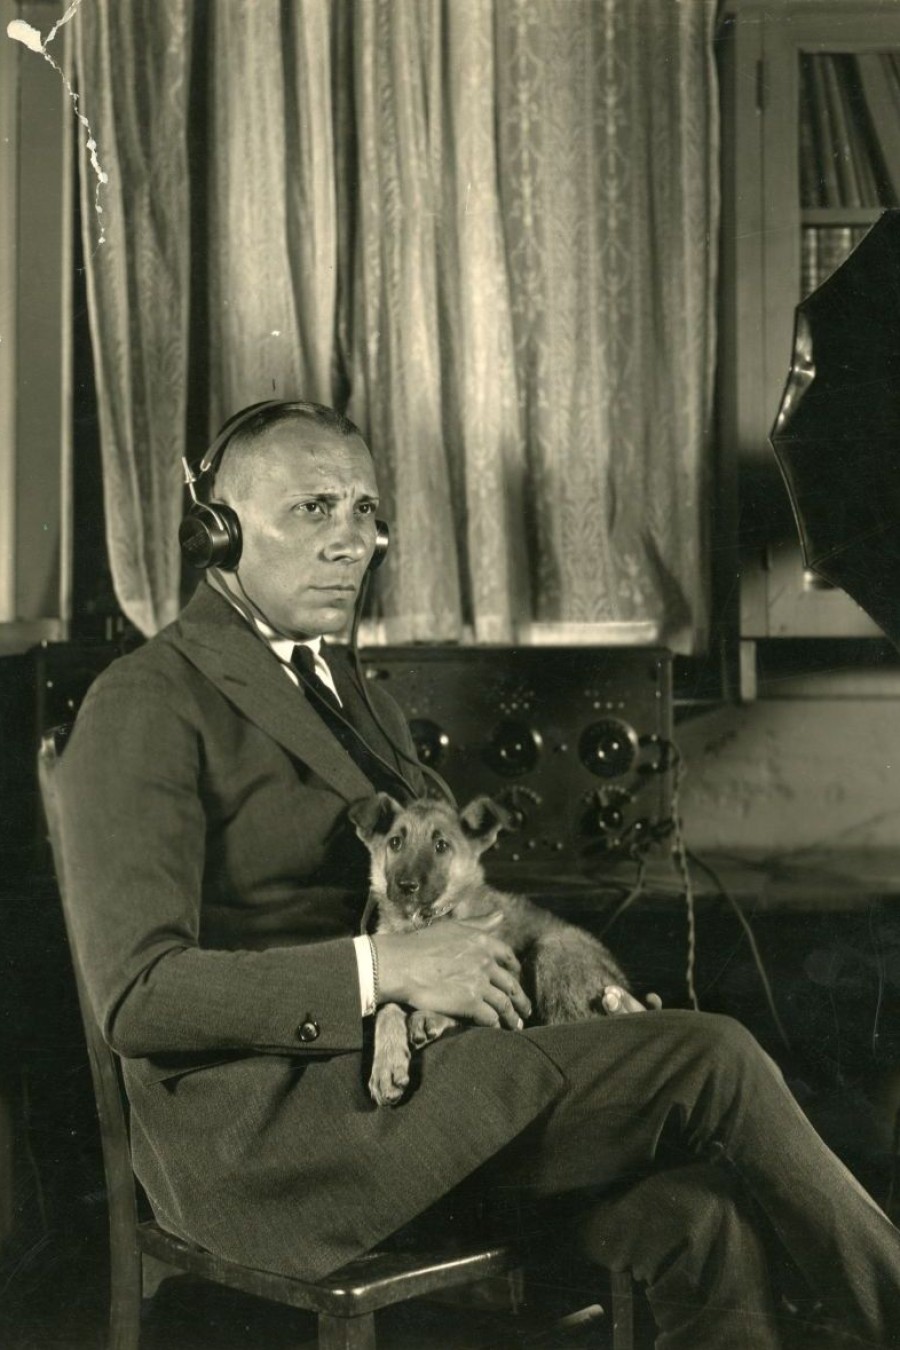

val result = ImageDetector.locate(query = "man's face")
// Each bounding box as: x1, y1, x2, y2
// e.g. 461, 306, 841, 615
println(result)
219, 421, 380, 639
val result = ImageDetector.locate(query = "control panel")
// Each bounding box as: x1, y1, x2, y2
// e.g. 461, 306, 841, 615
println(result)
359, 646, 673, 876
3, 640, 673, 883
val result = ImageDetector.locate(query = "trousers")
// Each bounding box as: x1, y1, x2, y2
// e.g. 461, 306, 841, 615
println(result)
476, 1011, 900, 1349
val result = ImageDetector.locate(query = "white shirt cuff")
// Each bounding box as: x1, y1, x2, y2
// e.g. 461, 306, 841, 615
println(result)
353, 934, 376, 1017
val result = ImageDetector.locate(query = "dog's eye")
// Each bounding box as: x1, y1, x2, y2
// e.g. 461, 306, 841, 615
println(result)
388, 835, 403, 852
434, 838, 450, 854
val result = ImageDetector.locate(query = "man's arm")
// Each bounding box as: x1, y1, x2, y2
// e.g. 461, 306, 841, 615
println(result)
57, 671, 363, 1061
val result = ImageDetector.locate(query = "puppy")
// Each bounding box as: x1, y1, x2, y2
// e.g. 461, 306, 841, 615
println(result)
349, 793, 640, 1107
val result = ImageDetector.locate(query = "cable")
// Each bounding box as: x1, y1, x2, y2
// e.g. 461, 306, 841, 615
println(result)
216, 568, 423, 801
868, 901, 886, 1063
631, 734, 785, 1032
667, 747, 699, 1012
598, 856, 649, 935
347, 571, 457, 807
685, 848, 792, 1052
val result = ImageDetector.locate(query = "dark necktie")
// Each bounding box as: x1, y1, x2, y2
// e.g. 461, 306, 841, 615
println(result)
290, 644, 407, 796
290, 644, 343, 715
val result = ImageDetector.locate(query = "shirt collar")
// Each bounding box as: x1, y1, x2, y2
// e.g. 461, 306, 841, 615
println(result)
253, 611, 322, 666
205, 572, 323, 662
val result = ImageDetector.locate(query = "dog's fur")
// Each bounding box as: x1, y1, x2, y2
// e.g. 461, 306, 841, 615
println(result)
349, 793, 630, 1106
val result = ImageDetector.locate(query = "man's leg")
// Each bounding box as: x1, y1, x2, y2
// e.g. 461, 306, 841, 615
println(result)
575, 1163, 779, 1350
485, 1010, 900, 1346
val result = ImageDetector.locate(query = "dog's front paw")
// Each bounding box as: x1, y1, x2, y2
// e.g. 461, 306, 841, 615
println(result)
602, 986, 663, 1015
407, 1011, 457, 1049
368, 1050, 410, 1106
370, 1002, 412, 1106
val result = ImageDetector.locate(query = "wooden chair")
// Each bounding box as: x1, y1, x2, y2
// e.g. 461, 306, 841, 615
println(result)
38, 729, 635, 1350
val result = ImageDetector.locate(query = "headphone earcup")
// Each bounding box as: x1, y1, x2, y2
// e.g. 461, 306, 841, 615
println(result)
370, 519, 390, 571
179, 502, 243, 570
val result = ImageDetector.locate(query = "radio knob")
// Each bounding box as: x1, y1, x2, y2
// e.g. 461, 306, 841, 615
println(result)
580, 787, 633, 838
408, 718, 450, 767
578, 719, 638, 779
484, 720, 542, 778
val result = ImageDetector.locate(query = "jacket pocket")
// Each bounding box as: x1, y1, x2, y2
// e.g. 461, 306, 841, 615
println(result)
131, 1052, 249, 1084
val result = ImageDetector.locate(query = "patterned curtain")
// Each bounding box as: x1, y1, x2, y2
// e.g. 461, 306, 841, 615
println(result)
74, 0, 193, 636
207, 0, 338, 416
76, 0, 719, 653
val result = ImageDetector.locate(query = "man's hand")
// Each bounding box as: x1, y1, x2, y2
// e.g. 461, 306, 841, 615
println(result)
373, 913, 531, 1030
602, 985, 663, 1016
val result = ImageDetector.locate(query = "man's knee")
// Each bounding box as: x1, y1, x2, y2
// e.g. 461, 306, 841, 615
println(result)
578, 1163, 764, 1286
657, 1012, 786, 1153
681, 1012, 778, 1083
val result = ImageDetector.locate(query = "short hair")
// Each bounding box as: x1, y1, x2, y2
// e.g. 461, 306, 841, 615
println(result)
209, 400, 365, 501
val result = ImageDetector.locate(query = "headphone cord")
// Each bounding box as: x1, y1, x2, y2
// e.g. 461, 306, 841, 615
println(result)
215, 569, 424, 802
348, 572, 457, 808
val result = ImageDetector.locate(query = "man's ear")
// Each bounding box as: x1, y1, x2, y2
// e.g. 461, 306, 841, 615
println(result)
348, 793, 402, 842
459, 797, 512, 855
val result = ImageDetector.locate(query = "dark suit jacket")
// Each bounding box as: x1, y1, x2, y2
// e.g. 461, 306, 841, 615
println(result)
56, 584, 565, 1279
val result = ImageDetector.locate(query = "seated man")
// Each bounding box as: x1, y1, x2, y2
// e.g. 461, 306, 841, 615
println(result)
57, 400, 900, 1349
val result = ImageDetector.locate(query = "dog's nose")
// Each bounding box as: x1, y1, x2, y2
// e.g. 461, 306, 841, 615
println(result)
398, 879, 420, 896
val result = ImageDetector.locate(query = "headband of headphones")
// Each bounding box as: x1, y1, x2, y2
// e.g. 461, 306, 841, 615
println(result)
178, 400, 389, 572
196, 399, 289, 481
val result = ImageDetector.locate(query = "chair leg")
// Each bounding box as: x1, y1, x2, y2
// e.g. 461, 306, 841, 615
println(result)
610, 1270, 634, 1350
317, 1311, 376, 1350
108, 1239, 143, 1350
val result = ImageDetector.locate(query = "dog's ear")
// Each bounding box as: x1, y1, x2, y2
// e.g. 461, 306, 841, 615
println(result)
348, 793, 402, 842
459, 796, 512, 855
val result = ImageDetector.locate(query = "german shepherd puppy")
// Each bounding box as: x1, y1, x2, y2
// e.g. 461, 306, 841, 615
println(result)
349, 793, 633, 1107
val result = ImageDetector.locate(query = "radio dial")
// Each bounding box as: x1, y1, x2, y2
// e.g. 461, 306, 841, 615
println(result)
484, 720, 542, 778
578, 718, 639, 779
408, 718, 450, 767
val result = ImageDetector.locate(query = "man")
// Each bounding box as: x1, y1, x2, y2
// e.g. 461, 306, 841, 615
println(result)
57, 401, 900, 1348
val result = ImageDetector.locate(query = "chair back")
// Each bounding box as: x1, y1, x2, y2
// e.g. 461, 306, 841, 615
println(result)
38, 729, 143, 1250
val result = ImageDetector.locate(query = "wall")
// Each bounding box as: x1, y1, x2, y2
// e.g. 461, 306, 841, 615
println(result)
677, 661, 900, 862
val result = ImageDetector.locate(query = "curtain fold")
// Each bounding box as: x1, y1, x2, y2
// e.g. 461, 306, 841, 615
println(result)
207, 0, 338, 422
436, 0, 529, 643
494, 0, 719, 647
76, 0, 719, 652
342, 0, 463, 641
74, 0, 193, 636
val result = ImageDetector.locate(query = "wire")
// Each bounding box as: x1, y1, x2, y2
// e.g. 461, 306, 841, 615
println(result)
685, 848, 792, 1052
348, 572, 458, 807
667, 747, 700, 1011
598, 856, 648, 935
637, 735, 788, 1038
868, 901, 886, 1063
217, 568, 423, 800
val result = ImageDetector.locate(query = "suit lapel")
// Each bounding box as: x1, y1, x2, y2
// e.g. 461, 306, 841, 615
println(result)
168, 585, 377, 804
325, 648, 411, 785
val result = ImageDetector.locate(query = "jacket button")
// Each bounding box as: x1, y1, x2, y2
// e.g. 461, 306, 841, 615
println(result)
297, 1019, 320, 1043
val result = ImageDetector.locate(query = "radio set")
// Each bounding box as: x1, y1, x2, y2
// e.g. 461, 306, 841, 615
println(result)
358, 646, 674, 877
16, 640, 674, 883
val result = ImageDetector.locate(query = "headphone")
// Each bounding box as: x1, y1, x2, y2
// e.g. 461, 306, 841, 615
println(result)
179, 400, 390, 573
179, 400, 457, 817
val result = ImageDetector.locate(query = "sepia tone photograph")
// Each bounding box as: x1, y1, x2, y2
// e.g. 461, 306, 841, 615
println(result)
2, 1, 900, 1346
